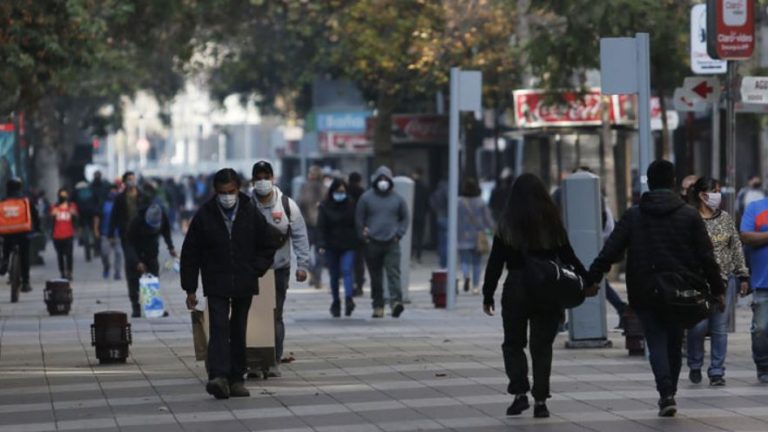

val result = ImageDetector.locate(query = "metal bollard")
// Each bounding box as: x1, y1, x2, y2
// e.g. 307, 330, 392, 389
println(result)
91, 311, 132, 364
44, 279, 73, 316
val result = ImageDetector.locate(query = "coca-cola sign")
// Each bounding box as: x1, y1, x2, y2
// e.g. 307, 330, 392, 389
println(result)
319, 132, 371, 154
513, 89, 635, 128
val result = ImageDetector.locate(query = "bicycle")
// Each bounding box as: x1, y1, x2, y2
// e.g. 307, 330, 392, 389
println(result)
7, 244, 21, 303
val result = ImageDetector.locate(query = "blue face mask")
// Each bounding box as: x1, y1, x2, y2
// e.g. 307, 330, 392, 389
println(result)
333, 192, 347, 202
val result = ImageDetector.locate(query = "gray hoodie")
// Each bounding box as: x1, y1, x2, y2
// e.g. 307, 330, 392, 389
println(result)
355, 166, 410, 242
252, 185, 311, 272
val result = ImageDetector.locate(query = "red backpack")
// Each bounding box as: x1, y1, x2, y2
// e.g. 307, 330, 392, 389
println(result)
0, 197, 32, 235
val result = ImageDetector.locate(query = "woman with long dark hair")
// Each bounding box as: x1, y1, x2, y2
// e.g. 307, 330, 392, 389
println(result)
481, 173, 588, 419
685, 177, 749, 386
317, 178, 358, 317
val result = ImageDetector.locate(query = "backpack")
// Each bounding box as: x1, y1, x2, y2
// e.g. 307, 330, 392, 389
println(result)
0, 197, 32, 235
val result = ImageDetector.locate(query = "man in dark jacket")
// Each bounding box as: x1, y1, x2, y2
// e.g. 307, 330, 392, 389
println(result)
124, 203, 175, 318
181, 168, 279, 400
348, 172, 366, 296
108, 171, 145, 247
586, 160, 724, 418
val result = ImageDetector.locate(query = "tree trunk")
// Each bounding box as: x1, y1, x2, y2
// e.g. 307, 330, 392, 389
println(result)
30, 97, 62, 203
373, 91, 396, 169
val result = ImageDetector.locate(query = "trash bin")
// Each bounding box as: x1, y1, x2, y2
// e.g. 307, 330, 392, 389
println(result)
91, 311, 132, 364
623, 308, 645, 356
44, 279, 72, 316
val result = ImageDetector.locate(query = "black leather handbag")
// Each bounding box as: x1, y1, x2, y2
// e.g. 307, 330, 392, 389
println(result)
523, 254, 586, 309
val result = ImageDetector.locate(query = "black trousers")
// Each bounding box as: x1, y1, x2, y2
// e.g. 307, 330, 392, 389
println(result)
207, 295, 253, 383
53, 238, 74, 279
3, 233, 30, 284
125, 257, 159, 307
274, 267, 289, 361
354, 244, 366, 291
501, 294, 562, 401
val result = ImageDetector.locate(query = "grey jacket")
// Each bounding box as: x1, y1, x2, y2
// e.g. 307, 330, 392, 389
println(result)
252, 186, 311, 272
356, 166, 410, 242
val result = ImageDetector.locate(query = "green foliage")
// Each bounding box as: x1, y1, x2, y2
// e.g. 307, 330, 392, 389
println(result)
528, 0, 690, 94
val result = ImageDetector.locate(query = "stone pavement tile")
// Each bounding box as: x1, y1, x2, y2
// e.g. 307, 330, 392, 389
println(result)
101, 386, 158, 399
572, 420, 659, 432
232, 406, 293, 420
330, 390, 394, 404
110, 402, 172, 416
315, 423, 380, 432
696, 416, 768, 431
345, 400, 406, 412
636, 418, 731, 431
289, 403, 350, 417
357, 407, 430, 424
430, 384, 500, 398
241, 416, 311, 431
0, 410, 55, 426
179, 420, 250, 432
414, 403, 486, 420
495, 422, 595, 432
276, 394, 342, 407
0, 424, 56, 432
115, 413, 177, 427
298, 412, 370, 428
378, 386, 446, 400
376, 418, 443, 432
436, 415, 504, 429
176, 409, 236, 423
121, 425, 185, 432
56, 417, 117, 430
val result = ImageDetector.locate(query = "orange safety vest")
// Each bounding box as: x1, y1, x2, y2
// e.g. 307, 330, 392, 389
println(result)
0, 197, 32, 235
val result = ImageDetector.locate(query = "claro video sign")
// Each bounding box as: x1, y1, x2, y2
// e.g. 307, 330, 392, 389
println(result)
707, 0, 755, 60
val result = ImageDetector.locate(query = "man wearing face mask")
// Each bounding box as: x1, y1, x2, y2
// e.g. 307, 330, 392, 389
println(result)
124, 203, 175, 318
355, 166, 410, 318
182, 168, 279, 399
251, 160, 311, 377
108, 171, 144, 250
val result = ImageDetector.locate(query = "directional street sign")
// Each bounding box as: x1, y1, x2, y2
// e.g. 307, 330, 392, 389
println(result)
674, 87, 708, 112
683, 76, 720, 102
740, 76, 768, 104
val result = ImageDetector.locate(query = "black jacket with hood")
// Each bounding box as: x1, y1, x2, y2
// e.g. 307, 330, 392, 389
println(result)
317, 193, 358, 252
180, 193, 280, 298
587, 190, 724, 309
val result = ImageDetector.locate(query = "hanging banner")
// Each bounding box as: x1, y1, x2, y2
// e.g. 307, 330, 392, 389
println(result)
512, 90, 635, 128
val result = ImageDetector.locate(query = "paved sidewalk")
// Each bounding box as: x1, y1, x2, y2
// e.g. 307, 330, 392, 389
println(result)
1, 241, 767, 432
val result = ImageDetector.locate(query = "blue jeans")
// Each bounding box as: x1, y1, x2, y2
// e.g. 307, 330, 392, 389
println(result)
687, 278, 735, 377
460, 249, 482, 287
752, 289, 768, 371
636, 308, 684, 398
326, 249, 355, 302
437, 217, 448, 268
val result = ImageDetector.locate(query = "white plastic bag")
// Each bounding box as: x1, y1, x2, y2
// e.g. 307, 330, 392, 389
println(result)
139, 273, 165, 318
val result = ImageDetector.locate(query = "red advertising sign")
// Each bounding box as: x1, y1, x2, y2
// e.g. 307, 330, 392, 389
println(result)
319, 132, 371, 154
513, 90, 635, 128
707, 0, 755, 60
366, 114, 449, 144
0, 123, 13, 132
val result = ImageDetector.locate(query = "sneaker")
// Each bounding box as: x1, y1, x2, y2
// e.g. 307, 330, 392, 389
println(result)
206, 377, 230, 399
758, 371, 768, 384
658, 396, 677, 417
21, 283, 32, 293
533, 401, 550, 418
267, 365, 282, 378
392, 303, 404, 318
689, 369, 702, 384
229, 381, 250, 397
372, 308, 385, 319
506, 395, 529, 416
330, 301, 341, 318
471, 286, 480, 295
345, 298, 355, 317
463, 278, 470, 293
709, 376, 725, 387
131, 304, 141, 318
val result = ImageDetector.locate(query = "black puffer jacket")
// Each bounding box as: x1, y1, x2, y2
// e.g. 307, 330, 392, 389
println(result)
181, 193, 280, 298
587, 190, 724, 308
317, 198, 358, 251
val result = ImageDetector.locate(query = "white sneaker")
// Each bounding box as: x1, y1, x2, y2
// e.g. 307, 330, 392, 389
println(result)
267, 365, 282, 378
472, 286, 480, 295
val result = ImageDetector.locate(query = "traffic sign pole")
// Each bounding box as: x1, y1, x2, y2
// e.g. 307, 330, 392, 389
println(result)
636, 33, 653, 191
726, 62, 738, 216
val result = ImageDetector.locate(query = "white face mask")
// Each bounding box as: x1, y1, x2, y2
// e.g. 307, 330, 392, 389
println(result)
252, 179, 272, 197
704, 192, 722, 210
218, 193, 237, 209
377, 180, 390, 192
